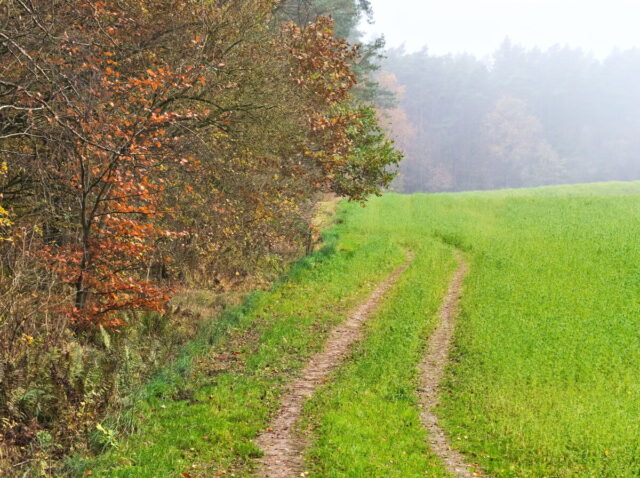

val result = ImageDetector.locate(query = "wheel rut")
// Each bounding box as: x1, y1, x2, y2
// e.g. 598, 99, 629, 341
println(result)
418, 253, 486, 477
255, 252, 414, 478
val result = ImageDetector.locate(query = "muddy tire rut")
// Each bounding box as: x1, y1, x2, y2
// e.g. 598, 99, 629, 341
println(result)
255, 252, 414, 478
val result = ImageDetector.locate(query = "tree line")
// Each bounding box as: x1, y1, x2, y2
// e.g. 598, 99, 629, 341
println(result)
0, 0, 398, 472
381, 40, 640, 192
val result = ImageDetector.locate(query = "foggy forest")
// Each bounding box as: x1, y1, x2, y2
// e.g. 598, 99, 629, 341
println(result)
380, 42, 640, 192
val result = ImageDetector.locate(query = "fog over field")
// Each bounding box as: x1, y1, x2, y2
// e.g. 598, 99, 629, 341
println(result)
363, 0, 640, 192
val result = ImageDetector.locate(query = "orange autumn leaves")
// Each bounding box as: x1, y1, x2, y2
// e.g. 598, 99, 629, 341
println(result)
15, 1, 211, 327
1, 0, 398, 329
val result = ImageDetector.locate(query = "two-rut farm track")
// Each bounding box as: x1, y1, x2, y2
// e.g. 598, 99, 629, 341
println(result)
255, 251, 485, 478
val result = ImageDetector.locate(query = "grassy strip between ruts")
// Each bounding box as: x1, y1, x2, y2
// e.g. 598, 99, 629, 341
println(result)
70, 203, 407, 477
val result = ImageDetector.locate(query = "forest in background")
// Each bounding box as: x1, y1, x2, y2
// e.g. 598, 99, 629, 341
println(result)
380, 41, 640, 192
0, 0, 399, 473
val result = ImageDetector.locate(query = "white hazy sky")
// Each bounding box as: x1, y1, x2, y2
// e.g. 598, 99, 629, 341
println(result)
361, 0, 640, 59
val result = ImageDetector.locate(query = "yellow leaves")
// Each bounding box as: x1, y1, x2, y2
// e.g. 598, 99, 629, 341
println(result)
20, 333, 35, 345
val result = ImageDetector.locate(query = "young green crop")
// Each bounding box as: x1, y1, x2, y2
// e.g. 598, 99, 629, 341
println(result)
430, 182, 640, 477
302, 182, 640, 477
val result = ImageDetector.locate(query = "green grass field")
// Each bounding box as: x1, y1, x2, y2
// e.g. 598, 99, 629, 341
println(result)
78, 182, 640, 477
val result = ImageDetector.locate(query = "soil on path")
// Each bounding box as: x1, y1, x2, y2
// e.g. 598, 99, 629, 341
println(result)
417, 254, 485, 477
255, 252, 414, 478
